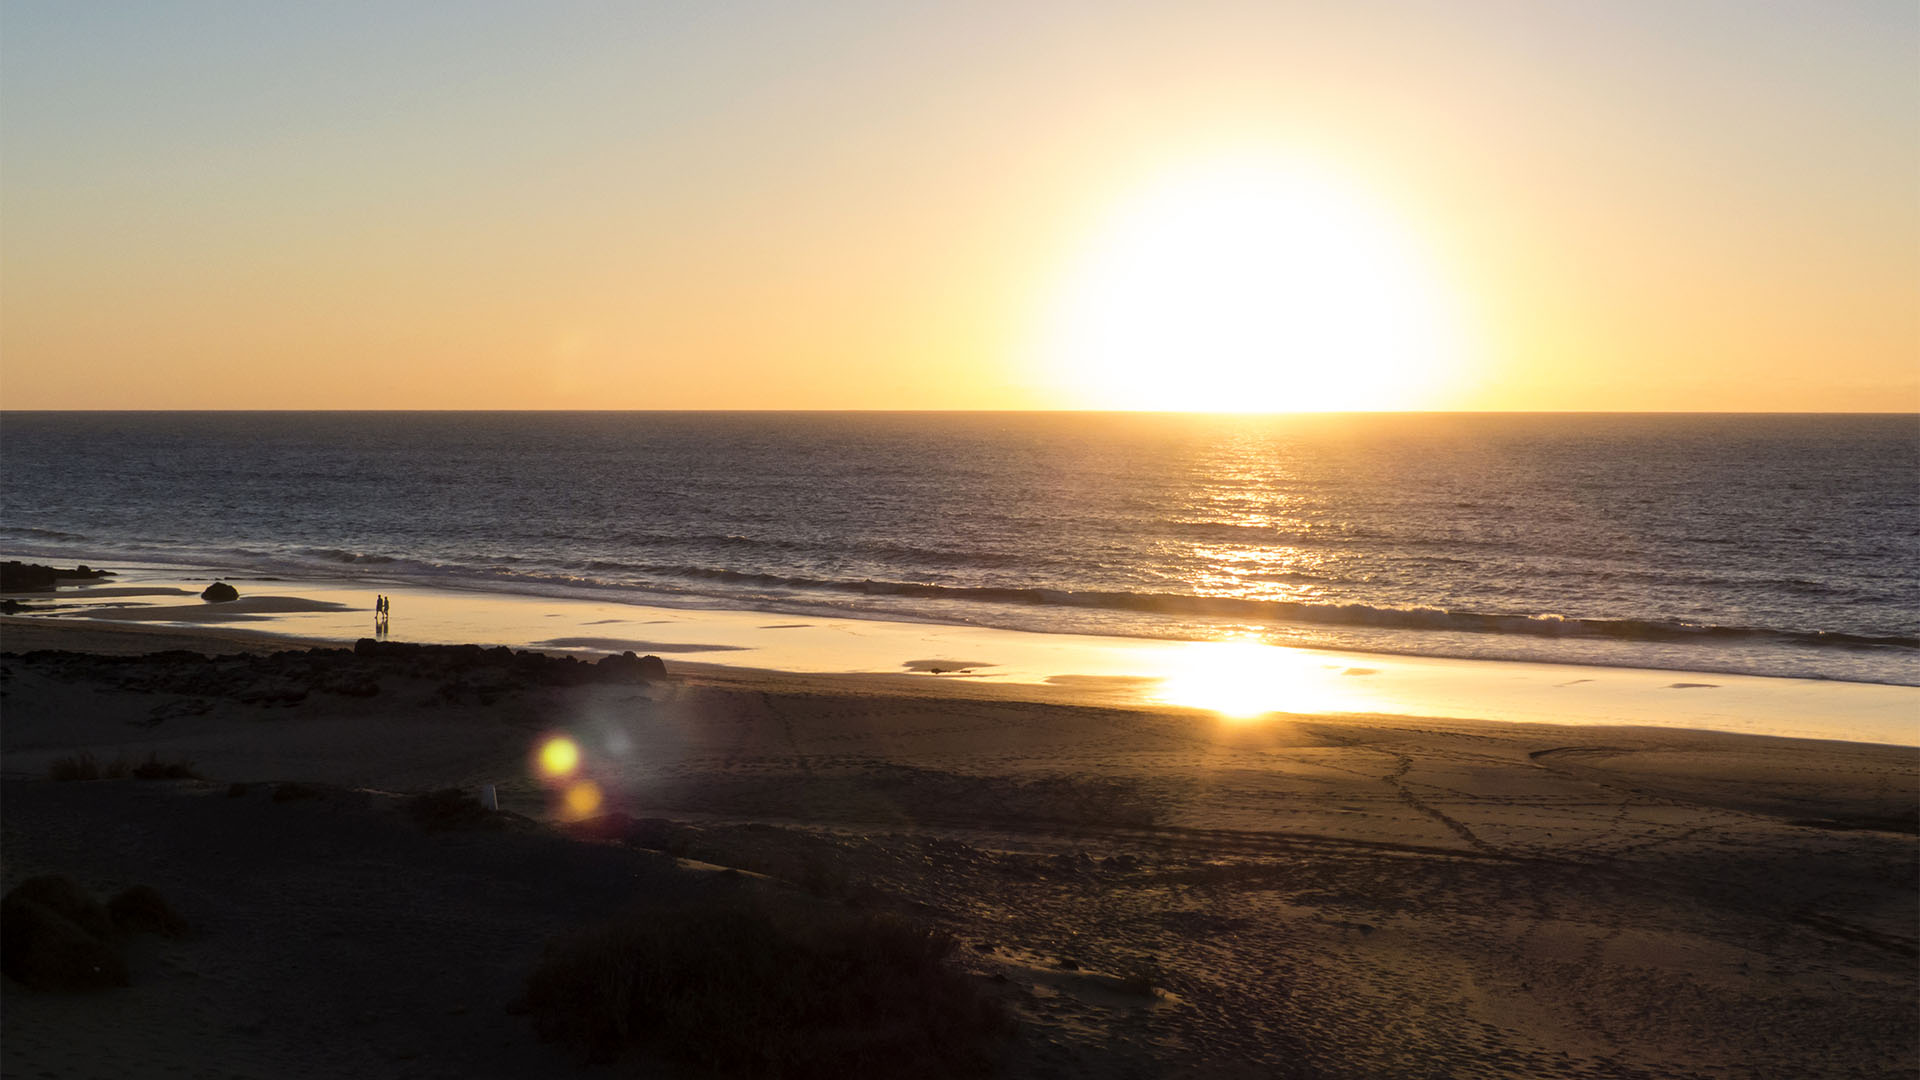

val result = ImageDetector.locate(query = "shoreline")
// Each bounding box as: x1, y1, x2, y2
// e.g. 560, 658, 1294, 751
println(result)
5, 543, 1915, 686
3, 562, 1917, 747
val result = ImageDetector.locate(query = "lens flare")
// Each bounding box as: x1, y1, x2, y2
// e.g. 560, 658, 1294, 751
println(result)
538, 736, 581, 777
563, 780, 603, 818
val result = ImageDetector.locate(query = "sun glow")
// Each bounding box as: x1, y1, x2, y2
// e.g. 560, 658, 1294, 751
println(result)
1152, 639, 1371, 719
1039, 156, 1468, 412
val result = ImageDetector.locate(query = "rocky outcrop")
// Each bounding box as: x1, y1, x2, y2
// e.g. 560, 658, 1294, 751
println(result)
0, 644, 671, 722
0, 562, 113, 592
598, 650, 668, 679
200, 581, 239, 602
350, 639, 666, 685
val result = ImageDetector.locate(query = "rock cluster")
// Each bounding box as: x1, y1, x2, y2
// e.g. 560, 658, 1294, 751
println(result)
0, 643, 670, 717
350, 639, 666, 684
0, 561, 113, 591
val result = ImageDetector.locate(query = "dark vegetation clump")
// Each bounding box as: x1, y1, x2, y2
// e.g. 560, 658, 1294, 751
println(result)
1, 875, 188, 991
406, 788, 502, 832
523, 900, 1007, 1076
47, 752, 103, 781
130, 752, 200, 780
1114, 957, 1164, 997
105, 885, 190, 938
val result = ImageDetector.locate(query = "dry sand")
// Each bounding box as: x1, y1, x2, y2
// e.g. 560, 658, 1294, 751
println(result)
3, 618, 1915, 1079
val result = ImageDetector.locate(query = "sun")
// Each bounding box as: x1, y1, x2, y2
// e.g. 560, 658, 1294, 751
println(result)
1036, 155, 1468, 412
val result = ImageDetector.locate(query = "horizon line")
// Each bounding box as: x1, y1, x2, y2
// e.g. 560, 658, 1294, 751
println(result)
2, 407, 1916, 417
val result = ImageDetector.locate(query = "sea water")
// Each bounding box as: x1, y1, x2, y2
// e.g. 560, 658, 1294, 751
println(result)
2, 412, 1914, 685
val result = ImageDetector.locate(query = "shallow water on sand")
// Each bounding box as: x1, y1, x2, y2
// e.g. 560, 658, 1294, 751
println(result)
15, 566, 1916, 747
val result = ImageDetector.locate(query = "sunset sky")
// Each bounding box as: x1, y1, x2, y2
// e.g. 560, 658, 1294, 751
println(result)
3, 1, 1914, 411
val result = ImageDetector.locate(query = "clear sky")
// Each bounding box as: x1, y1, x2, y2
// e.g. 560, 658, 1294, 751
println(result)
2, 1, 1915, 410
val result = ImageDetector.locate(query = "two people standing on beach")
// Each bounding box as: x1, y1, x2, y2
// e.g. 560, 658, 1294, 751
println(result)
374, 594, 390, 638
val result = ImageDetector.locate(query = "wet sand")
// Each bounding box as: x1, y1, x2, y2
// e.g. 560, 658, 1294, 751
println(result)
2, 618, 1916, 1078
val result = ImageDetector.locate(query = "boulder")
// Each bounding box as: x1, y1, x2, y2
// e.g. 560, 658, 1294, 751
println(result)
598, 651, 668, 679
201, 581, 239, 603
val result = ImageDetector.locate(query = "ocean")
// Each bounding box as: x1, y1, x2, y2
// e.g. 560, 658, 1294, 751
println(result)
2, 411, 1915, 685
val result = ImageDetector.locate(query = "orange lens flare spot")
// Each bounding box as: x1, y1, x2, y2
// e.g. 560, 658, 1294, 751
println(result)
563, 781, 603, 818
538, 736, 581, 777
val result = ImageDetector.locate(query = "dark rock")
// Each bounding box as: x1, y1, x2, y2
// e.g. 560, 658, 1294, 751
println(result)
353, 639, 666, 685
0, 561, 114, 592
200, 581, 239, 603
598, 650, 667, 679
234, 682, 306, 706
320, 674, 380, 697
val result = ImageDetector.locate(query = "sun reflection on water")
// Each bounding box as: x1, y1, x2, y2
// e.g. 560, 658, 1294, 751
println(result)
1151, 638, 1371, 719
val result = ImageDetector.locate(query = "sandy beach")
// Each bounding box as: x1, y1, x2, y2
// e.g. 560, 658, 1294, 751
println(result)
3, 613, 1916, 1079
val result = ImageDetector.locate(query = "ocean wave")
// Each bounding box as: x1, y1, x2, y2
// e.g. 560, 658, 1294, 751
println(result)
10, 535, 1912, 657
638, 566, 1919, 651
0, 526, 91, 542
221, 548, 1914, 653
305, 548, 399, 565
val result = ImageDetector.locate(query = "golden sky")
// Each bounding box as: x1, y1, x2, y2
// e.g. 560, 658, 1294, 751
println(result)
3, 2, 1915, 411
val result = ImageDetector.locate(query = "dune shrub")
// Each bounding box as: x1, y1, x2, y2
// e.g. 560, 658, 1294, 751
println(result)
523, 900, 1006, 1076
0, 875, 128, 991
107, 885, 189, 938
47, 753, 101, 781
130, 753, 199, 780
1115, 957, 1163, 996
5, 875, 115, 939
